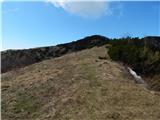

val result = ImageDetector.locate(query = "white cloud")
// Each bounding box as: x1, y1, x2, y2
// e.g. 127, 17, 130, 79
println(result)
47, 0, 111, 18
0, 0, 5, 3
2, 8, 19, 14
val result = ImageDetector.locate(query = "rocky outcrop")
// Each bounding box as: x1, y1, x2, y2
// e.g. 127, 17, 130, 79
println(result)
1, 35, 109, 73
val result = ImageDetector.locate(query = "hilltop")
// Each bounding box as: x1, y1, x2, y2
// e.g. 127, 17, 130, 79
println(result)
1, 35, 109, 73
2, 35, 160, 74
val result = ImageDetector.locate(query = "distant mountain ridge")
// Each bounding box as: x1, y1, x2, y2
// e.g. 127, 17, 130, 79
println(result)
1, 35, 109, 73
1, 35, 160, 73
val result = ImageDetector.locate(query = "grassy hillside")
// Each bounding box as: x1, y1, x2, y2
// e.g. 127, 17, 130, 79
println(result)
2, 46, 160, 120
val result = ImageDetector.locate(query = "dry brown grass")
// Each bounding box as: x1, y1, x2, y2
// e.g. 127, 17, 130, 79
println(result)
2, 46, 160, 120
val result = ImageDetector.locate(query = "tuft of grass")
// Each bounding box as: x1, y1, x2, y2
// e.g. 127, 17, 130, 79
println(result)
13, 91, 42, 118
80, 61, 101, 88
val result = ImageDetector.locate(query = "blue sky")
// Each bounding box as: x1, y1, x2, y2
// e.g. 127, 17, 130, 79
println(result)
1, 1, 160, 50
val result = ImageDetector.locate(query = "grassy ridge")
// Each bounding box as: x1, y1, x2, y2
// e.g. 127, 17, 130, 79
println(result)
2, 46, 160, 119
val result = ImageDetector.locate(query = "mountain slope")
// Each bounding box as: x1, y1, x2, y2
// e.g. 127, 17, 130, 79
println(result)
1, 35, 109, 73
2, 46, 160, 120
